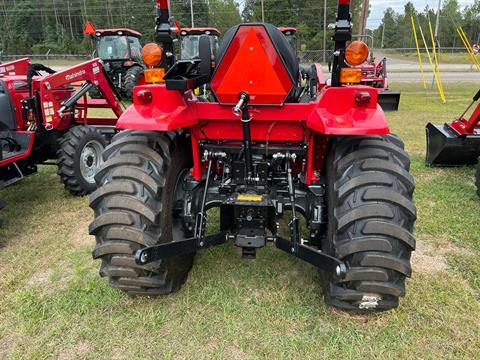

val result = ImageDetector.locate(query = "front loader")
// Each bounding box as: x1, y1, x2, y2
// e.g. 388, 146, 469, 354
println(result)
426, 89, 480, 197
0, 58, 30, 76
90, 0, 416, 312
359, 56, 401, 112
0, 58, 124, 203
426, 89, 480, 167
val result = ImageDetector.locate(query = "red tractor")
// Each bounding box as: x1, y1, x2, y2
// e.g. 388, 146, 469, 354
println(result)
0, 58, 123, 199
280, 28, 399, 111
90, 0, 416, 312
84, 22, 145, 99
178, 28, 221, 60
426, 89, 480, 196
278, 27, 298, 52
358, 54, 401, 112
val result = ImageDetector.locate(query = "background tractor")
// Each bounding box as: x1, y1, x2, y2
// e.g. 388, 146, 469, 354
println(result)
358, 55, 401, 111
178, 28, 221, 60
0, 58, 124, 200
426, 89, 480, 196
84, 22, 145, 99
278, 27, 298, 52
90, 0, 416, 312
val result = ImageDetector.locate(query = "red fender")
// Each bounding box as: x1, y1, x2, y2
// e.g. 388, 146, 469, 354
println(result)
307, 86, 389, 135
116, 85, 197, 131
118, 85, 389, 136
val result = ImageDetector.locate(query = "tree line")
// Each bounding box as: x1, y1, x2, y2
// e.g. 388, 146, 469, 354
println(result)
0, 0, 241, 55
372, 0, 480, 49
0, 0, 364, 55
0, 0, 477, 55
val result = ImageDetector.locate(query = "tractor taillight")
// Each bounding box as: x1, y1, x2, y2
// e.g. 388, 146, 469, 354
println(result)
136, 89, 153, 104
144, 69, 165, 84
355, 91, 372, 107
339, 68, 362, 84
211, 25, 294, 106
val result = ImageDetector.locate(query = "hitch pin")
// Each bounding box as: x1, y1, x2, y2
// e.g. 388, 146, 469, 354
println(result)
233, 92, 249, 117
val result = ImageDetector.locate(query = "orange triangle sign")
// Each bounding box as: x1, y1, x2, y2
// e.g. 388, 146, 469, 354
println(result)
212, 26, 293, 105
83, 21, 96, 35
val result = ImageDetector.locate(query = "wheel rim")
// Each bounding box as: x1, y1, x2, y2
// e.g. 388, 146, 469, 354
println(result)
80, 140, 104, 184
172, 168, 192, 239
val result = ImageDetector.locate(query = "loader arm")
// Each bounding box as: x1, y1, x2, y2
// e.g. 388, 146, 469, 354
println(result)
0, 58, 30, 76
450, 89, 480, 135
31, 59, 123, 131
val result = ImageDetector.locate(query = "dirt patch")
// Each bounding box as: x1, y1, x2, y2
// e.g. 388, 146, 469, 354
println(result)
26, 267, 54, 287
412, 241, 448, 274
57, 341, 92, 360
70, 215, 95, 249
0, 333, 22, 358
25, 260, 73, 294
226, 343, 247, 360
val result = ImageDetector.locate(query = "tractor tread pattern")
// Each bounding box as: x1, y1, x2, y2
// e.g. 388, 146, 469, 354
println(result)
476, 157, 480, 197
89, 130, 194, 296
123, 66, 144, 100
57, 125, 106, 196
325, 134, 416, 312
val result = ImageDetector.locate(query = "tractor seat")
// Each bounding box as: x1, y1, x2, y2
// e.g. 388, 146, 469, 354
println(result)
0, 80, 17, 132
215, 23, 299, 86
164, 35, 213, 92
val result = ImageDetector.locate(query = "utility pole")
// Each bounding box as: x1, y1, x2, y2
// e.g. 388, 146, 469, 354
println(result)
323, 0, 327, 63
381, 23, 385, 48
190, 0, 195, 27
359, 0, 370, 36
434, 0, 442, 52
261, 0, 265, 22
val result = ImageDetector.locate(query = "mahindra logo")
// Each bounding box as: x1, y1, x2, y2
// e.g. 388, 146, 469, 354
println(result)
65, 70, 86, 81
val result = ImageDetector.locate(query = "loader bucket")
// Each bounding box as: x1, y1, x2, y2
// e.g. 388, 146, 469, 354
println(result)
378, 90, 401, 112
426, 123, 480, 166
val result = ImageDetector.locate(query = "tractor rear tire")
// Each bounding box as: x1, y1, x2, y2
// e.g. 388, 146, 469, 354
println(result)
0, 199, 4, 228
476, 157, 480, 197
123, 66, 143, 100
89, 87, 103, 99
57, 126, 107, 196
89, 130, 195, 296
323, 135, 416, 312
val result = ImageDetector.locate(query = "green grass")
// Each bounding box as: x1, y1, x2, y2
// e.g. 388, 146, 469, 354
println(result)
41, 59, 89, 67
1, 83, 480, 359
385, 51, 476, 65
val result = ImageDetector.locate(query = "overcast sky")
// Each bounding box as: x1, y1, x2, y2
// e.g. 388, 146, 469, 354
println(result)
367, 0, 474, 28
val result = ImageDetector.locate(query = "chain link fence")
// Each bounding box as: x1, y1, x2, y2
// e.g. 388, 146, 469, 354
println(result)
0, 48, 472, 65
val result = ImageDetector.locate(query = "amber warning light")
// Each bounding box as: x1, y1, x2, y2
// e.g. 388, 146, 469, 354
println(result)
211, 25, 294, 106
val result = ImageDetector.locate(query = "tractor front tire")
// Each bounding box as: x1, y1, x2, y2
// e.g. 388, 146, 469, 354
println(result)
323, 135, 416, 312
89, 130, 195, 296
123, 66, 144, 100
476, 157, 480, 197
57, 126, 107, 196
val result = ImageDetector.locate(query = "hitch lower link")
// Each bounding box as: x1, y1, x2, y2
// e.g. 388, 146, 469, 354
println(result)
134, 233, 347, 279
135, 92, 347, 279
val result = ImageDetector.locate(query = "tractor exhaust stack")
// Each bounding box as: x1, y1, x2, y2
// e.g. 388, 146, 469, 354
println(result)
426, 89, 480, 166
